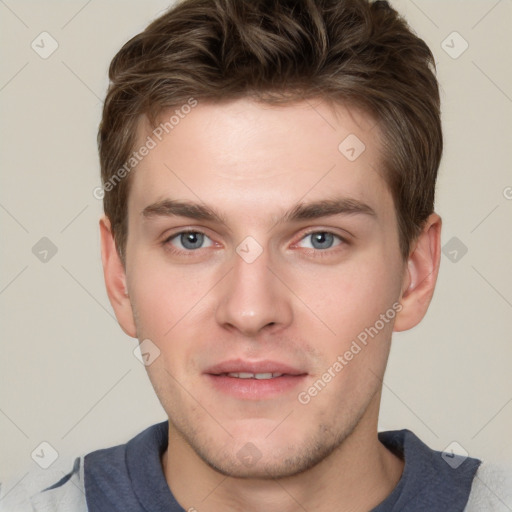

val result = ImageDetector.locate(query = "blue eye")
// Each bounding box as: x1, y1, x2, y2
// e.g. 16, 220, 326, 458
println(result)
167, 231, 213, 251
298, 232, 342, 250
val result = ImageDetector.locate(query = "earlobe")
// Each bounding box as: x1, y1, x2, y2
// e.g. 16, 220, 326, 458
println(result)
393, 213, 442, 332
99, 216, 137, 338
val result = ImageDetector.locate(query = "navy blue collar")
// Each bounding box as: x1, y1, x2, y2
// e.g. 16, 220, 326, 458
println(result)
84, 421, 481, 512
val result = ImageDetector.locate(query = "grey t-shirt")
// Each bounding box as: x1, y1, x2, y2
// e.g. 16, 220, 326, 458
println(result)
83, 421, 481, 511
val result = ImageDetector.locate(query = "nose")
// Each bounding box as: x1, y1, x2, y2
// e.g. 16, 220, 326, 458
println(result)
214, 246, 293, 337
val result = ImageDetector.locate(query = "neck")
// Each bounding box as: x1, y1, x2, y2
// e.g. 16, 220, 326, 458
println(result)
162, 396, 404, 512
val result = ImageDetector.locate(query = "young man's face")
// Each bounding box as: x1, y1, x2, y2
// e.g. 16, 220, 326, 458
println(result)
102, 98, 437, 478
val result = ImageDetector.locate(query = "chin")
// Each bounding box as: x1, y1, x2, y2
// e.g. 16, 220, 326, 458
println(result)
189, 424, 347, 480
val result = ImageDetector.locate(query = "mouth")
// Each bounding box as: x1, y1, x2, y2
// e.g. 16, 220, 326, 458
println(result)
205, 360, 307, 399
220, 372, 286, 379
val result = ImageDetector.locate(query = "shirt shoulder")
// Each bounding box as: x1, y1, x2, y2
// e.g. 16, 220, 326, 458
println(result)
375, 429, 482, 511
0, 456, 87, 512
84, 421, 183, 511
464, 461, 512, 511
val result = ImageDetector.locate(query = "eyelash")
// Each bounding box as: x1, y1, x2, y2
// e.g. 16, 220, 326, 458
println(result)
162, 229, 349, 257
162, 230, 214, 257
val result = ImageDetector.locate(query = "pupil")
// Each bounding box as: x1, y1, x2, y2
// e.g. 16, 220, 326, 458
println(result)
312, 232, 333, 249
181, 232, 203, 249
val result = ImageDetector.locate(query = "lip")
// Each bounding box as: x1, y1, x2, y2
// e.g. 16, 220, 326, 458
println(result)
205, 359, 307, 400
205, 359, 306, 376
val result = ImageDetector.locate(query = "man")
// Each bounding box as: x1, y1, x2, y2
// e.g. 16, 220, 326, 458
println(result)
1, 0, 511, 510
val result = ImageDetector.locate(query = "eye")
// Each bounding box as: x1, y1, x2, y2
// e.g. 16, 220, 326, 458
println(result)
297, 231, 343, 250
166, 231, 213, 251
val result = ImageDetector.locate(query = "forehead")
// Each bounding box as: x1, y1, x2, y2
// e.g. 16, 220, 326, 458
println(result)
128, 97, 393, 223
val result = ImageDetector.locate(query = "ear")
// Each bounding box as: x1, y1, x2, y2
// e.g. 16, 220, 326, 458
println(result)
394, 213, 442, 332
99, 215, 137, 338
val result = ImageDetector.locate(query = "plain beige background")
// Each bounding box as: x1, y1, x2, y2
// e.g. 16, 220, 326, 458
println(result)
1, 0, 511, 484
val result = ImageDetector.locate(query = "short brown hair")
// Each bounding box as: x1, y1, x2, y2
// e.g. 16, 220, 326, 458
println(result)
98, 0, 442, 263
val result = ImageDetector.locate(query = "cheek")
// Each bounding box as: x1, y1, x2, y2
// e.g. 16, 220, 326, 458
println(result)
292, 253, 402, 343
298, 261, 399, 408
128, 254, 211, 340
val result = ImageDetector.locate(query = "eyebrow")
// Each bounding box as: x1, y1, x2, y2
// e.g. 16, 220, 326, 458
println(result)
141, 197, 377, 225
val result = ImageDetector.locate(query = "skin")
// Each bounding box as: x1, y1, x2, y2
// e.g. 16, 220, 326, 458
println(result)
100, 97, 442, 512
